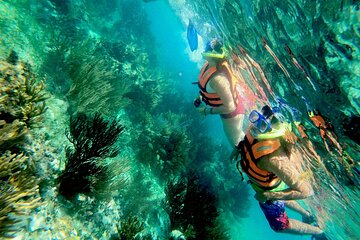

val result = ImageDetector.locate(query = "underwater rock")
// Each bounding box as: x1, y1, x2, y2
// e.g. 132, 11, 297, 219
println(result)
29, 215, 47, 232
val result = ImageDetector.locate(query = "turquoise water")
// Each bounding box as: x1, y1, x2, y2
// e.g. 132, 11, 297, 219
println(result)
0, 0, 359, 239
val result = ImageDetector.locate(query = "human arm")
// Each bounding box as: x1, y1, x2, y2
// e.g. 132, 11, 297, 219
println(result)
256, 150, 314, 201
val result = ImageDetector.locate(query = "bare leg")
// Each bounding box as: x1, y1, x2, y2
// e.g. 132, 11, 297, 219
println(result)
327, 131, 343, 155
282, 219, 323, 235
221, 115, 245, 146
305, 140, 322, 163
285, 200, 310, 217
323, 138, 332, 154
285, 200, 320, 226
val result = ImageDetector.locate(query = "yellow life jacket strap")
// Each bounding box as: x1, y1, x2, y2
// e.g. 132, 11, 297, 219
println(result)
251, 180, 287, 193
255, 122, 292, 140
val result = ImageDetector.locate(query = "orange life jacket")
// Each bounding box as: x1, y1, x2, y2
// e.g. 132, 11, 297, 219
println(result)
198, 61, 241, 109
310, 115, 327, 129
237, 128, 282, 190
296, 123, 308, 139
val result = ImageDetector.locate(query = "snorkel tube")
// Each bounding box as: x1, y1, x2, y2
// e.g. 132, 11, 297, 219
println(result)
201, 47, 226, 59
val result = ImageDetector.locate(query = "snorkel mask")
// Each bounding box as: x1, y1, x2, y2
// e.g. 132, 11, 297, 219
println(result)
249, 110, 272, 133
249, 105, 282, 133
202, 39, 226, 59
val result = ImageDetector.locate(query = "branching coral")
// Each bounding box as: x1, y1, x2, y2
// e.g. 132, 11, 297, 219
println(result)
0, 52, 48, 151
0, 152, 41, 238
0, 120, 28, 151
58, 113, 125, 199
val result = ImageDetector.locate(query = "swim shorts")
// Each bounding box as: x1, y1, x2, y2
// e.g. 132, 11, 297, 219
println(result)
259, 200, 290, 232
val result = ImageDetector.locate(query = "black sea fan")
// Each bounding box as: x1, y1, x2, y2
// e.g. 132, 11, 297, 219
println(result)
58, 113, 124, 199
164, 172, 229, 240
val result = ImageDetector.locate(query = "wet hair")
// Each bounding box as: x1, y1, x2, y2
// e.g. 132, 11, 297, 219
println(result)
261, 105, 273, 119
205, 38, 223, 53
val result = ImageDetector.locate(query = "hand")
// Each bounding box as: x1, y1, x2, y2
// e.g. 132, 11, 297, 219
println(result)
230, 147, 240, 163
197, 107, 207, 116
254, 191, 270, 203
193, 96, 202, 108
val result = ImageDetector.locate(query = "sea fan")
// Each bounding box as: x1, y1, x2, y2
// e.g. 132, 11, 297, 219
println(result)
58, 113, 125, 199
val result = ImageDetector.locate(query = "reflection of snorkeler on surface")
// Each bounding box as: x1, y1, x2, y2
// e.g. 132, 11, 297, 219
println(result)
285, 45, 317, 91
307, 109, 343, 157
303, 99, 344, 157
228, 50, 264, 109
303, 98, 357, 183
234, 45, 275, 101
276, 98, 322, 164
261, 37, 302, 91
231, 106, 328, 240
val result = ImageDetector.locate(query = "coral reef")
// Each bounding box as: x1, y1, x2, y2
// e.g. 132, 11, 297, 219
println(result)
65, 37, 161, 116
66, 40, 126, 115
58, 113, 125, 199
164, 173, 230, 240
0, 152, 41, 238
136, 112, 193, 182
115, 216, 145, 240
0, 52, 47, 151
0, 1, 48, 66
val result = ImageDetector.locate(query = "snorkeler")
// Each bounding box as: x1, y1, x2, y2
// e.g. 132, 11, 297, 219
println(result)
194, 38, 245, 146
232, 105, 328, 240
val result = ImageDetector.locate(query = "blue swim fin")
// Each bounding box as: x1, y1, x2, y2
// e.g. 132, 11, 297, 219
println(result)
187, 19, 198, 52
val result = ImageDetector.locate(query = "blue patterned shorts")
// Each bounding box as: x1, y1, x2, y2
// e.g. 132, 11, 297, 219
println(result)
259, 200, 290, 232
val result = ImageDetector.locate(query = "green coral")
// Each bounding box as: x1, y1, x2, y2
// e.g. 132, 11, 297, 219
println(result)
0, 52, 47, 151
0, 152, 41, 238
65, 38, 157, 116
66, 41, 125, 115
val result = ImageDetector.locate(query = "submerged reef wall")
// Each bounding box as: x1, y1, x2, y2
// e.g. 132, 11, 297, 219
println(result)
0, 52, 47, 238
